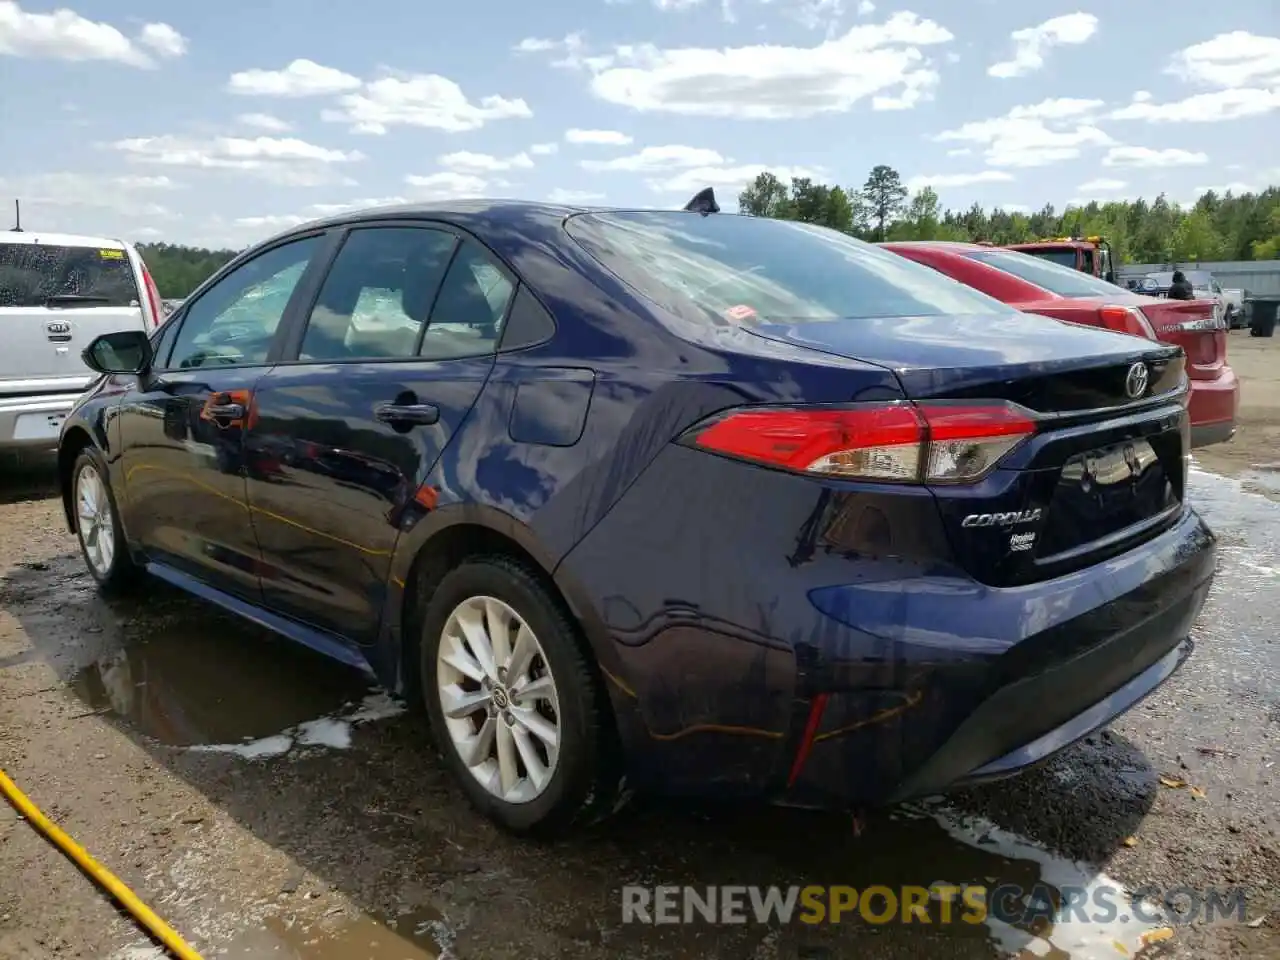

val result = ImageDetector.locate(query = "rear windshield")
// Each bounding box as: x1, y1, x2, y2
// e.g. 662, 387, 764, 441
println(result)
0, 242, 139, 309
1020, 249, 1078, 269
564, 211, 1010, 323
967, 249, 1123, 298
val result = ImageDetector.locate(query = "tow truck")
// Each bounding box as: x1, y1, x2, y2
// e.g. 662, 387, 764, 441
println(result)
1004, 236, 1117, 285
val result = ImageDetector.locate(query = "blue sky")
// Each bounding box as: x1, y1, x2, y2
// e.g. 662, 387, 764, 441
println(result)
2, 0, 1277, 248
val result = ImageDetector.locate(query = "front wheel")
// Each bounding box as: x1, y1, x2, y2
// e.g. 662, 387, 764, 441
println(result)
419, 557, 613, 836
72, 449, 140, 593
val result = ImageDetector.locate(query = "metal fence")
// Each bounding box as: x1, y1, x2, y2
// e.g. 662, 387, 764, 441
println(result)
1115, 260, 1280, 297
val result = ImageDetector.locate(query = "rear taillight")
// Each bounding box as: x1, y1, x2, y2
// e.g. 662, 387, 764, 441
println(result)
682, 401, 1036, 484
1098, 306, 1156, 339
141, 262, 163, 328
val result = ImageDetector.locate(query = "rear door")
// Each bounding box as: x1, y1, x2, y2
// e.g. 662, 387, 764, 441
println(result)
244, 223, 512, 644
116, 232, 332, 601
0, 238, 146, 386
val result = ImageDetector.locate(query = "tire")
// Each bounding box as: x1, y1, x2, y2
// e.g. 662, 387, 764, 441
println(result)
419, 556, 615, 836
71, 448, 140, 594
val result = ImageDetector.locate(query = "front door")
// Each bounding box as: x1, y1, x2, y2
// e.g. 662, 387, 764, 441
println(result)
244, 225, 515, 644
116, 233, 329, 600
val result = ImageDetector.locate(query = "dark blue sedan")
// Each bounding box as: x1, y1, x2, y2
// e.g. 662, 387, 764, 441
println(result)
57, 197, 1216, 835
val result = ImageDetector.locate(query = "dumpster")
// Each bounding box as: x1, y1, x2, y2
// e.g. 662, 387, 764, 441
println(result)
1248, 296, 1278, 338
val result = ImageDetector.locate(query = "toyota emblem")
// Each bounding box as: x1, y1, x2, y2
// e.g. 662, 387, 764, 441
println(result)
1124, 362, 1149, 399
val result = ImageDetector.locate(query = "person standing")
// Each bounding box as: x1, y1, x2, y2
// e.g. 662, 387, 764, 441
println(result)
1168, 270, 1195, 300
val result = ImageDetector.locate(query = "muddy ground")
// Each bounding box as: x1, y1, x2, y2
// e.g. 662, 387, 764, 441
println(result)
0, 330, 1278, 959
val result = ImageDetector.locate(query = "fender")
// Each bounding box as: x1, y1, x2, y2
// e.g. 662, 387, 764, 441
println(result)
374, 502, 629, 702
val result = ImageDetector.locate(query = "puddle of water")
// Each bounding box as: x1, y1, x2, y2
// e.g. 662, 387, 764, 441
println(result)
66, 622, 381, 749
931, 808, 1170, 958
223, 906, 445, 959
188, 691, 405, 759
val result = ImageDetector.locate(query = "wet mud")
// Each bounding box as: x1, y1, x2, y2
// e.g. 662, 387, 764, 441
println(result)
1, 466, 1278, 959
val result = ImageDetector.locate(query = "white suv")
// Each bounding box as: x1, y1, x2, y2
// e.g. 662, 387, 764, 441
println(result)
1, 230, 164, 454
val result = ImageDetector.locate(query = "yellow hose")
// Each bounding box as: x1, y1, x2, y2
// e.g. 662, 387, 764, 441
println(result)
0, 766, 204, 960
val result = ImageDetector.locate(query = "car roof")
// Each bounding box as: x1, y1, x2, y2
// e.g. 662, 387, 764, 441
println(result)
278, 199, 608, 236
1, 230, 129, 250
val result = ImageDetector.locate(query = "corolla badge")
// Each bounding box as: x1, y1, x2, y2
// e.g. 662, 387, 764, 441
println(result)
961, 508, 1042, 528
1124, 362, 1149, 399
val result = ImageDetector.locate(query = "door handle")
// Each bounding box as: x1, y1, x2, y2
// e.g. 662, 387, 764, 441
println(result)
207, 402, 245, 420
374, 402, 440, 426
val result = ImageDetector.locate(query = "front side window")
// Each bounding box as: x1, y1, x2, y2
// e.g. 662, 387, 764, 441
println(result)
565, 212, 1009, 325
168, 236, 320, 369
299, 227, 457, 362
967, 249, 1126, 298
0, 242, 140, 308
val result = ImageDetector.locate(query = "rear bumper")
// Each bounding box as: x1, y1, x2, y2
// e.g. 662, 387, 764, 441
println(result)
0, 393, 81, 451
558, 444, 1218, 810
1187, 366, 1239, 448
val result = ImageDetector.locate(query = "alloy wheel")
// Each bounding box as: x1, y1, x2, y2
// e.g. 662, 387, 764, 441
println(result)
76, 464, 116, 578
436, 595, 561, 804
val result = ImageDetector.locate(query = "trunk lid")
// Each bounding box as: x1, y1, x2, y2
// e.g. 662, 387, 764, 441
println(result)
744, 312, 1189, 585
1135, 297, 1225, 381
0, 238, 147, 390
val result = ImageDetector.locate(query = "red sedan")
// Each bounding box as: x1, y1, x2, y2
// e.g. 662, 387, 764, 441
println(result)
880, 241, 1239, 449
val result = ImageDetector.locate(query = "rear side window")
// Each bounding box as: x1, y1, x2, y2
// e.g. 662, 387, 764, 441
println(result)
0, 242, 140, 308
1022, 249, 1079, 270
564, 212, 1009, 323
967, 250, 1123, 298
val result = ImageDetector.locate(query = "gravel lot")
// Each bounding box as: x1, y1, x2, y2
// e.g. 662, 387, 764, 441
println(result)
1, 331, 1278, 960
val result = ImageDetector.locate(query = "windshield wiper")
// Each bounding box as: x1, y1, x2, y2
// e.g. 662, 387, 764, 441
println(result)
44, 294, 112, 306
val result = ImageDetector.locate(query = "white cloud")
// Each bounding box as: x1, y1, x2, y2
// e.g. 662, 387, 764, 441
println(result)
1077, 178, 1127, 193
647, 164, 821, 197
1102, 147, 1208, 168
988, 13, 1098, 79
935, 98, 1112, 167
322, 74, 532, 134
306, 197, 409, 216
565, 128, 634, 146
234, 213, 311, 231
1194, 182, 1259, 195
438, 151, 534, 173
547, 188, 607, 204
530, 142, 559, 155
403, 171, 489, 199
1168, 31, 1280, 89
0, 1, 183, 67
112, 134, 364, 186
858, 0, 875, 13
227, 58, 361, 97
514, 32, 609, 71
581, 145, 726, 173
237, 112, 292, 132
136, 23, 186, 59
945, 148, 972, 157
0, 171, 178, 219
1007, 97, 1103, 121
526, 12, 953, 119
1109, 88, 1280, 123
906, 170, 1014, 192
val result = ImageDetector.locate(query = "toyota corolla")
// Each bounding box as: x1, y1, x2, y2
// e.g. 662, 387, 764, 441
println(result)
58, 195, 1216, 835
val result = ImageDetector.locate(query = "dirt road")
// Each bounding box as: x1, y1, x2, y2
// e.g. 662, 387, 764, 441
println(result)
1, 333, 1278, 959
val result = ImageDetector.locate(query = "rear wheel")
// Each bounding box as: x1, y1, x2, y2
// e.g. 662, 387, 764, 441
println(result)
419, 557, 610, 835
72, 449, 139, 593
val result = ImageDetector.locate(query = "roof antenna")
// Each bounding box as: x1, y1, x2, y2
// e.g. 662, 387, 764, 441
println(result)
10, 199, 22, 232
683, 187, 719, 215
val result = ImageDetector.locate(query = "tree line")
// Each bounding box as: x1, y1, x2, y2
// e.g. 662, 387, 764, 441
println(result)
738, 165, 1280, 265
137, 166, 1280, 298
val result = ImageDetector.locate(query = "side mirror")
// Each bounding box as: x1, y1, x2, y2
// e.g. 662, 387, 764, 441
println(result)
82, 330, 153, 376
